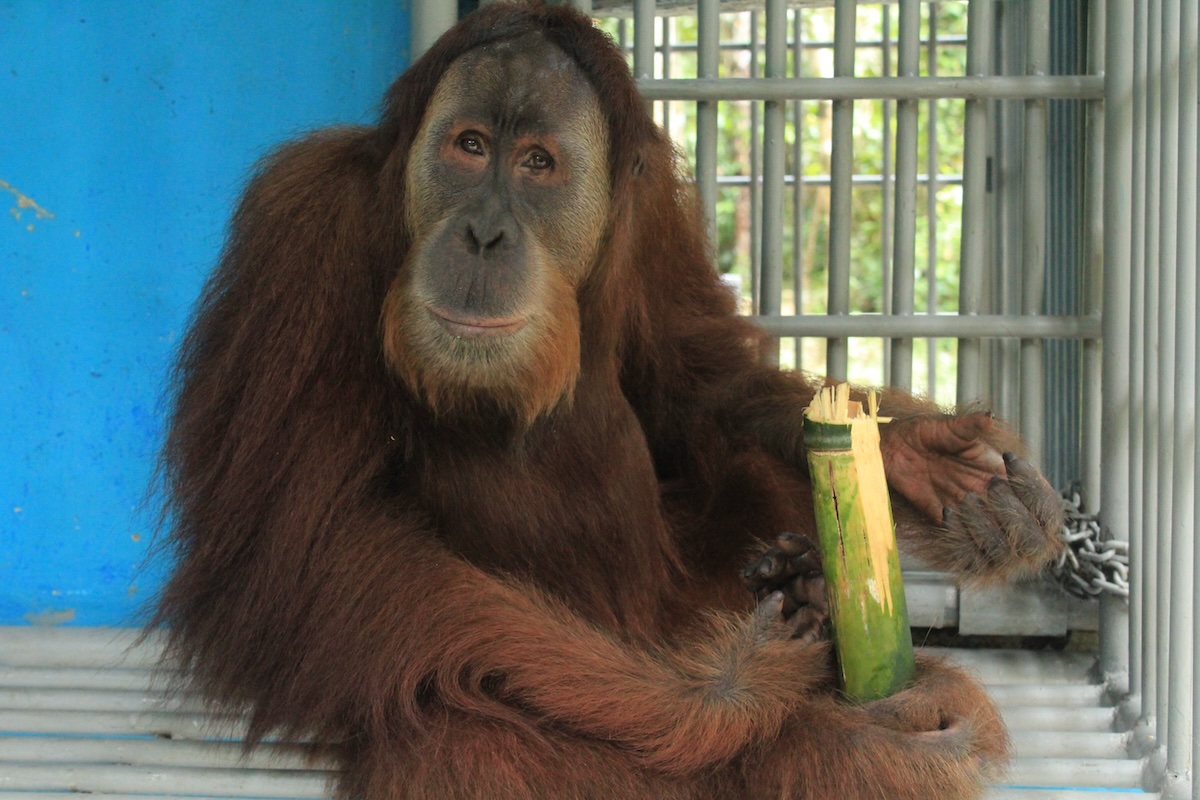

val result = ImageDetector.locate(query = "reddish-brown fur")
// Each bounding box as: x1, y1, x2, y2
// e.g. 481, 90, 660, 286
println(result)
153, 5, 1063, 798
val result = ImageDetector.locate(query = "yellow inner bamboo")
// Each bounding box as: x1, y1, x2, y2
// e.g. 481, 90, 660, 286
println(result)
807, 385, 898, 613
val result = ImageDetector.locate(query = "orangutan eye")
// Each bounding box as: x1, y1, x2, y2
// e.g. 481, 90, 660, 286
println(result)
524, 149, 554, 172
458, 133, 486, 156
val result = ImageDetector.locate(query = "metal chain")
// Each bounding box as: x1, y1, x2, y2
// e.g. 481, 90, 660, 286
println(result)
1050, 487, 1130, 599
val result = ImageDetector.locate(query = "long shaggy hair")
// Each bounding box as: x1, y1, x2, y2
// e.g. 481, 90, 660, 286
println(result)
152, 5, 1061, 799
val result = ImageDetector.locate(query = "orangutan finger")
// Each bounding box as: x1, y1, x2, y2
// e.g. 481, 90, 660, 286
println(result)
1003, 452, 1064, 532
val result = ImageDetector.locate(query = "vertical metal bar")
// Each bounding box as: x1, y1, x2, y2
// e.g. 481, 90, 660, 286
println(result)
1166, 0, 1196, 776
1156, 0, 1181, 748
410, 1, 458, 59
1020, 0, 1049, 467
570, 0, 593, 13
759, 0, 786, 369
660, 16, 672, 132
696, 0, 719, 251
1099, 0, 1132, 695
1089, 0, 1132, 705
750, 12, 762, 312
881, 3, 894, 386
889, 0, 920, 393
1127, 0, 1149, 714
1141, 0, 1163, 733
826, 0, 857, 381
1182, 0, 1200, 781
633, 0, 655, 116
957, 0, 992, 405
926, 4, 940, 396
992, 10, 1021, 426
1043, 2, 1084, 494
792, 10, 806, 370
1082, 2, 1104, 511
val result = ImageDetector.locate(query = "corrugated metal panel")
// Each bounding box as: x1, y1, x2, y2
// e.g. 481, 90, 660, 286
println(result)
0, 628, 1156, 798
0, 628, 332, 798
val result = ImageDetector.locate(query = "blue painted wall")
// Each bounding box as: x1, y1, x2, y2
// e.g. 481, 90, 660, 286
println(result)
0, 3, 410, 626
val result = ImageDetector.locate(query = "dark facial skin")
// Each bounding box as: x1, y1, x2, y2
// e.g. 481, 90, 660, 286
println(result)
384, 34, 609, 421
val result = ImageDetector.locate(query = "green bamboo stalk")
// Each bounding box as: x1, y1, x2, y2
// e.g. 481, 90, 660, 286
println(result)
805, 385, 915, 701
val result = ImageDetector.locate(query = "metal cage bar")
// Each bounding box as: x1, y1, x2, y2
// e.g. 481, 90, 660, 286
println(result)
1185, 0, 1200, 782
739, 13, 755, 306
1183, 0, 1200, 784
750, 13, 762, 311
825, 0, 856, 380
754, 313, 1099, 340
410, 3, 457, 59
889, 0, 920, 392
956, 0, 991, 404
1126, 0, 1149, 719
1081, 4, 1104, 514
696, 0, 719, 250
925, 5, 939, 399
1140, 0, 1165, 738
758, 0, 786, 344
633, 0, 655, 104
1154, 0, 1180, 749
1083, 0, 1121, 693
1165, 0, 1198, 780
791, 10, 806, 370
638, 74, 1104, 101
880, 3, 894, 386
1020, 0, 1049, 467
660, 16, 672, 131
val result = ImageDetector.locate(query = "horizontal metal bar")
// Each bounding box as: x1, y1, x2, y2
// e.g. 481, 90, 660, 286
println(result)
1001, 706, 1118, 732
984, 791, 1158, 800
924, 648, 1098, 685
717, 173, 964, 188
0, 737, 325, 773
752, 314, 1102, 339
0, 688, 201, 714
1009, 731, 1132, 760
1005, 757, 1144, 789
638, 75, 1105, 101
903, 574, 959, 629
0, 795, 241, 800
0, 796, 313, 800
0, 796, 329, 800
0, 628, 159, 670
0, 764, 329, 799
0, 709, 243, 740
0, 667, 156, 691
0, 786, 1147, 796
626, 35, 970, 54
987, 684, 1107, 707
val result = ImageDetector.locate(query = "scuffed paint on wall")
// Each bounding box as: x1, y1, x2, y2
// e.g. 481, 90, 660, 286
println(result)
0, 3, 411, 626
24, 608, 77, 626
1, 178, 55, 232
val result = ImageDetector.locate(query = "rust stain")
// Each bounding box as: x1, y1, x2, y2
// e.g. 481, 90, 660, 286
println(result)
24, 608, 77, 626
1, 178, 55, 224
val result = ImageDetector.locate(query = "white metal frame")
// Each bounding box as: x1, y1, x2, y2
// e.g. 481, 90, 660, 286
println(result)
610, 0, 1199, 794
